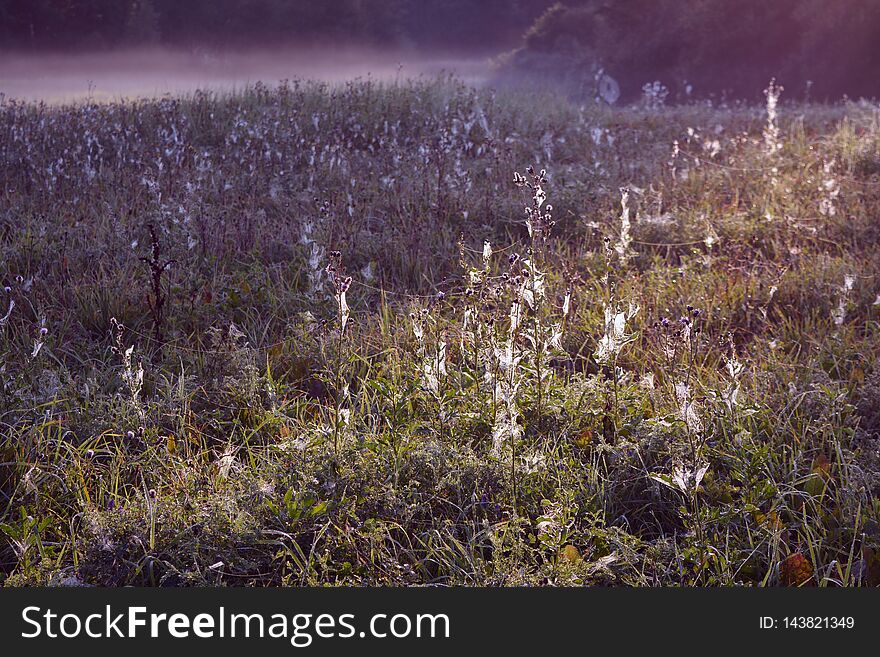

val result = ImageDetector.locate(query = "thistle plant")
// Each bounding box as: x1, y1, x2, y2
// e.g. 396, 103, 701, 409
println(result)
458, 236, 494, 380
325, 250, 353, 459
411, 298, 450, 442
110, 317, 145, 424
139, 223, 174, 345
301, 200, 331, 298
832, 274, 855, 328
763, 79, 783, 158
818, 159, 840, 217
650, 306, 709, 548
763, 79, 784, 191
513, 166, 561, 430
719, 339, 741, 412
490, 295, 525, 506
302, 221, 327, 298
594, 297, 639, 421
596, 210, 639, 433
614, 187, 633, 262
480, 167, 572, 510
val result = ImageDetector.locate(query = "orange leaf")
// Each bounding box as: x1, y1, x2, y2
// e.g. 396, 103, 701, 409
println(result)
559, 545, 581, 563
780, 553, 814, 587
574, 429, 592, 449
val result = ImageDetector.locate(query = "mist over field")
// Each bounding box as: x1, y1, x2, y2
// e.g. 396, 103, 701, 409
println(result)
3, 0, 880, 104
0, 47, 491, 102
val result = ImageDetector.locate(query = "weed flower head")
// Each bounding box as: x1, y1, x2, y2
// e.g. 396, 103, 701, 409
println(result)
514, 167, 555, 247
614, 187, 633, 261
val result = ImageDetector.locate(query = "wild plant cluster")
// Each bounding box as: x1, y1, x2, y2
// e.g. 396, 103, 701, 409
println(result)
1, 78, 880, 586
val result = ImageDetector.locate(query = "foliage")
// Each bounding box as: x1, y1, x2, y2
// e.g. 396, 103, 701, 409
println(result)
500, 0, 880, 102
0, 0, 555, 51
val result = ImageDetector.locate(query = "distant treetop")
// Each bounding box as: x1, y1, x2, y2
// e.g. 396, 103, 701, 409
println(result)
0, 0, 555, 52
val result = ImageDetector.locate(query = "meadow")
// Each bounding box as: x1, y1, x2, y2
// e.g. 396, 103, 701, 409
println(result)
1, 77, 879, 586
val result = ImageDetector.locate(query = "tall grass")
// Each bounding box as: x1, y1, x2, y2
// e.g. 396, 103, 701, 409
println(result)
1, 78, 879, 586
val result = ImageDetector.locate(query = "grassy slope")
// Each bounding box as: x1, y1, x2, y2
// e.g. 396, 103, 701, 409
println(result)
1, 79, 879, 586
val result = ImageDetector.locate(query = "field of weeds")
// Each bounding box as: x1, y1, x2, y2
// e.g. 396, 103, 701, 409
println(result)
2, 78, 879, 586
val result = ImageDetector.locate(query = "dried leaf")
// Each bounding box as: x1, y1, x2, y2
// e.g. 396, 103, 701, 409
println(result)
780, 552, 814, 587
574, 429, 592, 449
559, 545, 581, 563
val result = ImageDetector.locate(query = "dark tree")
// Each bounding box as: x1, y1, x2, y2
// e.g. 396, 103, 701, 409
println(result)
505, 0, 880, 101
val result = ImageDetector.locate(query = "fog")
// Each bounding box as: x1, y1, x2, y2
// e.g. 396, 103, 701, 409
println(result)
0, 48, 491, 103
2, 1, 878, 105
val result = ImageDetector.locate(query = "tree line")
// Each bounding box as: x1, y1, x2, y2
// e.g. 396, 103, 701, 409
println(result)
0, 0, 554, 51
